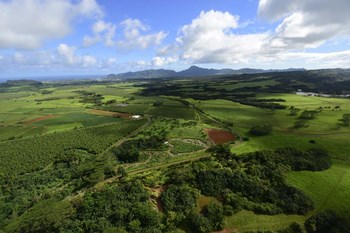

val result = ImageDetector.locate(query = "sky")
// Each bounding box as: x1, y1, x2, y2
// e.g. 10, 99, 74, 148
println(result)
1, 0, 350, 78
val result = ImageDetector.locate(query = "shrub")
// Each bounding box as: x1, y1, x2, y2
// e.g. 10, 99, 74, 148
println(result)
249, 124, 272, 136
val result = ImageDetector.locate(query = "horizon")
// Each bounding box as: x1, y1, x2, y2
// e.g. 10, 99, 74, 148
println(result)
1, 0, 350, 78
5, 65, 350, 83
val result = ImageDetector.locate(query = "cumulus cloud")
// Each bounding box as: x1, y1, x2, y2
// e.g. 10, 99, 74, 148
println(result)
107, 58, 117, 66
259, 0, 350, 51
174, 10, 268, 64
281, 50, 350, 68
57, 43, 97, 67
152, 56, 178, 66
116, 18, 167, 50
153, 5, 350, 68
0, 0, 103, 49
83, 20, 116, 47
83, 18, 167, 50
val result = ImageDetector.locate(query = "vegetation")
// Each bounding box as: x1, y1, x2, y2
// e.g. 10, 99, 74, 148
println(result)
0, 73, 349, 233
249, 124, 273, 136
170, 140, 205, 154
0, 120, 146, 174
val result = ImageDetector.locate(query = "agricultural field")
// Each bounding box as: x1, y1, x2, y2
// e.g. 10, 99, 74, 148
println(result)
0, 73, 349, 233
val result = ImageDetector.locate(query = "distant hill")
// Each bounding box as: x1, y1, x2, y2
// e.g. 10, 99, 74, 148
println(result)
106, 69, 177, 80
2, 79, 43, 86
105, 66, 306, 80
177, 66, 269, 77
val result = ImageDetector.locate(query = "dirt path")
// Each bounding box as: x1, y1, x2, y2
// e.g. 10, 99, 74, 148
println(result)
23, 114, 56, 124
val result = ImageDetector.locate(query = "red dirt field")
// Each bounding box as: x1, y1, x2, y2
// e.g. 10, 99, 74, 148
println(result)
205, 128, 236, 145
24, 114, 56, 124
88, 109, 131, 119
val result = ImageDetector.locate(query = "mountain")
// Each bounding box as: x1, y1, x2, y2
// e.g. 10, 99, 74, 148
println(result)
105, 66, 306, 80
177, 66, 270, 76
106, 69, 177, 80
177, 66, 226, 76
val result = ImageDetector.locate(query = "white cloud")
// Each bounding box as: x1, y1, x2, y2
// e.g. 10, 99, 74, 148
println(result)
57, 44, 76, 65
57, 43, 97, 67
153, 6, 350, 69
83, 35, 102, 47
280, 50, 350, 69
0, 0, 103, 49
13, 53, 25, 63
75, 0, 103, 17
152, 56, 177, 66
174, 10, 268, 64
259, 0, 350, 51
83, 18, 166, 49
82, 55, 97, 67
116, 18, 167, 50
83, 20, 116, 47
136, 60, 149, 66
107, 58, 117, 66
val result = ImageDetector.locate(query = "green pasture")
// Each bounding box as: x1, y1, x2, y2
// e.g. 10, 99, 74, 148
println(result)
225, 210, 305, 232
287, 161, 350, 220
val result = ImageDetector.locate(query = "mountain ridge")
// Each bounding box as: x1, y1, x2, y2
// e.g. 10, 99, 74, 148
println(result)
105, 65, 307, 80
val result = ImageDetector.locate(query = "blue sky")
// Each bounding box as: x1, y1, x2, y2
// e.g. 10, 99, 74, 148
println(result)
0, 0, 350, 78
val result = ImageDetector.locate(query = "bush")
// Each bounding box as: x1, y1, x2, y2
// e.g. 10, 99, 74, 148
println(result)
305, 210, 338, 233
249, 124, 272, 136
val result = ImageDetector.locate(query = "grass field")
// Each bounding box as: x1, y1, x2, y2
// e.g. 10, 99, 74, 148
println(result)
287, 160, 350, 220
225, 210, 306, 232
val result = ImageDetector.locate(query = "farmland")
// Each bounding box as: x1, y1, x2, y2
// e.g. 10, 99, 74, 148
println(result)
0, 72, 349, 233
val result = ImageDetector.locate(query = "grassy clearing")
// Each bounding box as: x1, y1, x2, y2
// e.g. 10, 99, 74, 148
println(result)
225, 210, 305, 232
197, 195, 217, 211
170, 140, 205, 154
287, 161, 350, 220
